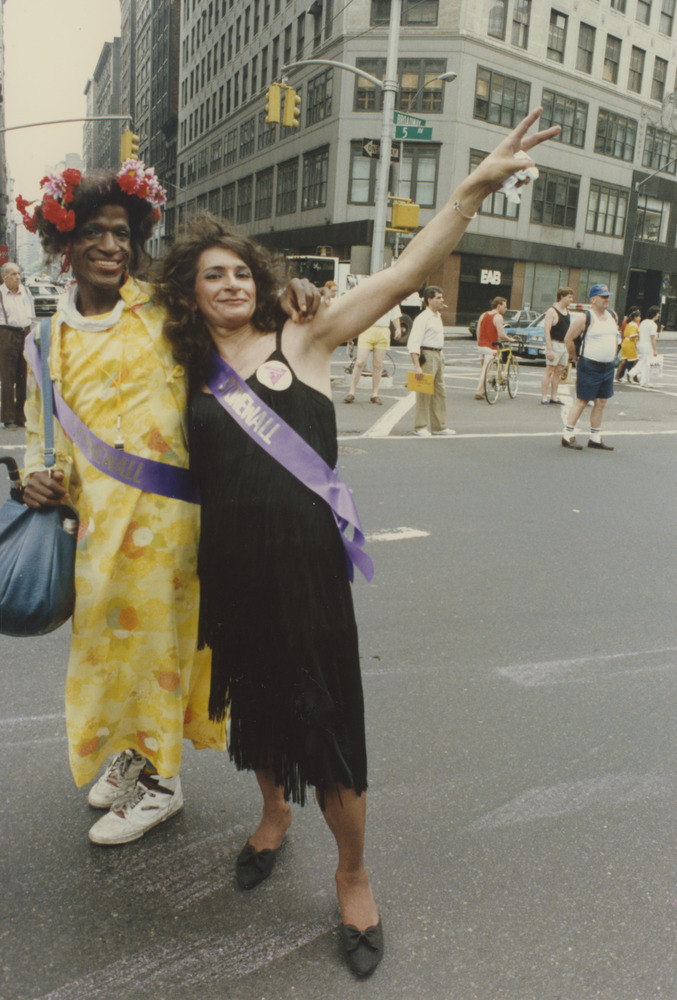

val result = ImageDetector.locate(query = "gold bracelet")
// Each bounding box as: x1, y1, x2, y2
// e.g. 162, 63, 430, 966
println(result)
453, 199, 477, 221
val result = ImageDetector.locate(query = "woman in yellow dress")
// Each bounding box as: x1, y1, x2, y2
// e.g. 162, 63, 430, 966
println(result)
616, 308, 640, 382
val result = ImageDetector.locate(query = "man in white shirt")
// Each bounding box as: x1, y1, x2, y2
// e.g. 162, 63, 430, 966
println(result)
409, 286, 455, 437
562, 283, 620, 451
0, 262, 35, 428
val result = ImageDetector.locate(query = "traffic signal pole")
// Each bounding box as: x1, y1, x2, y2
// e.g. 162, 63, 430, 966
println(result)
370, 0, 401, 274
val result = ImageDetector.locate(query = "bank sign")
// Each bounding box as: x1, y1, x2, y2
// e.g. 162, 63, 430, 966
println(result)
480, 269, 502, 285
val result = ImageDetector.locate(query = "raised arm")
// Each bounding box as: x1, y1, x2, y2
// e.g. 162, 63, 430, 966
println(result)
297, 108, 560, 353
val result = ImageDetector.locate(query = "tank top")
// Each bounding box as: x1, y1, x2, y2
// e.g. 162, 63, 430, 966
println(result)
549, 307, 570, 342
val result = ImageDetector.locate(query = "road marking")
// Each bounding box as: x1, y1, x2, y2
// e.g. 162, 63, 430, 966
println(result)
361, 392, 414, 437
0, 712, 65, 726
467, 771, 675, 832
498, 646, 677, 687
365, 526, 430, 542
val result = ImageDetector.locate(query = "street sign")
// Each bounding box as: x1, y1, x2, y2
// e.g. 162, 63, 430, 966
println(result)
394, 125, 433, 141
362, 139, 400, 161
393, 111, 425, 127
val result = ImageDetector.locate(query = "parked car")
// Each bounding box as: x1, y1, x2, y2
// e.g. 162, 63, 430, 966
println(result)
504, 304, 590, 359
468, 308, 539, 339
27, 281, 60, 316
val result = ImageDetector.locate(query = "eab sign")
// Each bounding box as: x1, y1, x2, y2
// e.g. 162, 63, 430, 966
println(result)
480, 269, 502, 285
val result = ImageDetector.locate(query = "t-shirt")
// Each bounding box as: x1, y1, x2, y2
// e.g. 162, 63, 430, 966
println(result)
637, 318, 657, 353
581, 309, 619, 363
408, 308, 444, 353
478, 310, 501, 348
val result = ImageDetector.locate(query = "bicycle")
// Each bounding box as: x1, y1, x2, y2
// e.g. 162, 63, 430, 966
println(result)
343, 340, 396, 381
483, 340, 519, 404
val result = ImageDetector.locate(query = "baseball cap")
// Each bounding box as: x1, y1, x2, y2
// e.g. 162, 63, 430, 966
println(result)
589, 283, 610, 298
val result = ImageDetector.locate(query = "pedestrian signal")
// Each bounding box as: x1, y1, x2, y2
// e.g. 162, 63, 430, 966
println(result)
282, 87, 301, 128
265, 83, 282, 123
120, 128, 140, 162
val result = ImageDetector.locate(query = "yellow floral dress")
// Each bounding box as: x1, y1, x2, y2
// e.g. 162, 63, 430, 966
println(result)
23, 277, 227, 786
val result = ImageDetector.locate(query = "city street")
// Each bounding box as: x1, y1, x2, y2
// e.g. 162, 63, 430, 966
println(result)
2, 341, 677, 1000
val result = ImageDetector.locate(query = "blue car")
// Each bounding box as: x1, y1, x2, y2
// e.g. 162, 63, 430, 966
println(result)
505, 305, 589, 360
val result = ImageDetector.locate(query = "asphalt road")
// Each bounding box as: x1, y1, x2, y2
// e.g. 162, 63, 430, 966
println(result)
2, 344, 677, 1000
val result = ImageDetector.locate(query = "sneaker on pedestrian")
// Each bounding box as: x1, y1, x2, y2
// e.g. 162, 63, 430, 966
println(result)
343, 393, 355, 403
88, 749, 146, 809
431, 428, 456, 436
414, 428, 431, 437
474, 392, 484, 400
88, 773, 183, 845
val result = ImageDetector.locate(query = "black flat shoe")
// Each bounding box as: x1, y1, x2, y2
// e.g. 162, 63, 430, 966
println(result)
588, 440, 614, 450
236, 841, 280, 890
340, 919, 384, 977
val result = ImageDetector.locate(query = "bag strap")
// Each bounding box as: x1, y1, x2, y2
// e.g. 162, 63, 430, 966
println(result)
207, 351, 374, 583
38, 318, 56, 469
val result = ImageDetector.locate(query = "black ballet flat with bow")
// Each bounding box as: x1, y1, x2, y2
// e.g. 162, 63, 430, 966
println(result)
340, 919, 384, 977
236, 841, 281, 890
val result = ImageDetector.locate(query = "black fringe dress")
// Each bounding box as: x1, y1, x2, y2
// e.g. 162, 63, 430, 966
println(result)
189, 332, 367, 806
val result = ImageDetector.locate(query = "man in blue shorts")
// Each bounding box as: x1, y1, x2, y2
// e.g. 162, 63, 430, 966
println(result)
561, 284, 620, 451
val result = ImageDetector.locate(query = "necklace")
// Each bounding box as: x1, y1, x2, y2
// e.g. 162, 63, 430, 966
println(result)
72, 329, 127, 449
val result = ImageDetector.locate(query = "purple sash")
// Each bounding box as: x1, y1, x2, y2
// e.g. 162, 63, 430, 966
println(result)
207, 352, 374, 583
24, 329, 199, 504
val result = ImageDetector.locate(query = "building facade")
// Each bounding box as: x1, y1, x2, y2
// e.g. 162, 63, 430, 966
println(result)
130, 0, 677, 324
83, 38, 123, 172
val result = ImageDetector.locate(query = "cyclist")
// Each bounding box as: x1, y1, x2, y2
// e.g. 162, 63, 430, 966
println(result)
474, 297, 518, 399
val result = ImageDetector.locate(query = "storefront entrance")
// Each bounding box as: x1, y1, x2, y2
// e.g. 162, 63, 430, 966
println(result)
457, 255, 514, 327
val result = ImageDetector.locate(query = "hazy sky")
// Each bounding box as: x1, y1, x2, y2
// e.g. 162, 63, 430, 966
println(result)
4, 0, 122, 199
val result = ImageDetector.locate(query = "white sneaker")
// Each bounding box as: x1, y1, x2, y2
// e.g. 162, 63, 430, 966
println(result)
88, 750, 146, 809
432, 428, 456, 436
88, 773, 183, 845
414, 428, 431, 437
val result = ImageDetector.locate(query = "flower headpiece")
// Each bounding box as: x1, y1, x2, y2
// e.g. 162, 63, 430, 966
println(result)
16, 159, 168, 234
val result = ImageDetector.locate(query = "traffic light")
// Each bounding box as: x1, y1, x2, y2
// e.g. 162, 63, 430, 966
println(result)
282, 86, 301, 128
391, 199, 420, 231
120, 128, 140, 162
265, 83, 282, 123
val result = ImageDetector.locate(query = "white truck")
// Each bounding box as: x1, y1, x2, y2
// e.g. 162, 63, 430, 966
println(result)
285, 254, 422, 344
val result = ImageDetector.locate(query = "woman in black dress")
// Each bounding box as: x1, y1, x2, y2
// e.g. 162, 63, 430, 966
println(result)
160, 110, 558, 976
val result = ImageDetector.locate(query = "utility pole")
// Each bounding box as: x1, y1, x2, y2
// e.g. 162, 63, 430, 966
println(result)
370, 0, 401, 275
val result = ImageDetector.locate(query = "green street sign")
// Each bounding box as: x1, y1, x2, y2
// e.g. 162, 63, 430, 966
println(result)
394, 124, 433, 141
393, 111, 426, 127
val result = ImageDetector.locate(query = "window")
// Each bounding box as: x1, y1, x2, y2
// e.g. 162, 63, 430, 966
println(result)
354, 58, 385, 111
349, 142, 375, 204
398, 59, 447, 113
258, 110, 277, 150
547, 10, 568, 63
636, 0, 651, 23
302, 147, 329, 210
254, 169, 274, 220
540, 90, 588, 147
628, 46, 645, 92
652, 57, 668, 101
469, 150, 518, 218
210, 138, 222, 173
239, 116, 255, 158
272, 35, 279, 80
576, 23, 595, 74
297, 13, 305, 58
660, 0, 675, 34
511, 0, 531, 48
197, 148, 208, 179
395, 144, 440, 207
224, 127, 237, 165
276, 157, 298, 215
637, 195, 669, 242
237, 176, 253, 224
306, 70, 333, 126
488, 1, 507, 39
603, 35, 621, 84
284, 24, 292, 64
221, 182, 235, 219
474, 67, 531, 128
261, 46, 268, 88
595, 109, 637, 160
531, 168, 580, 229
610, 0, 626, 9
324, 0, 333, 39
208, 188, 221, 215
643, 125, 677, 172
244, 5, 250, 43
370, 0, 438, 25
586, 181, 628, 237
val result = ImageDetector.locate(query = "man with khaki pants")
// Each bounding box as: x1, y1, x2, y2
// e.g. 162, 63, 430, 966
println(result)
409, 286, 455, 437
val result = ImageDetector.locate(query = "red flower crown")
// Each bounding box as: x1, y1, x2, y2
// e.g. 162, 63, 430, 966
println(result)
16, 161, 167, 235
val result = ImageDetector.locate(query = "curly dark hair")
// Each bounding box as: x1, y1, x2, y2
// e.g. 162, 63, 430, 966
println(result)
35, 171, 157, 275
158, 212, 287, 382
